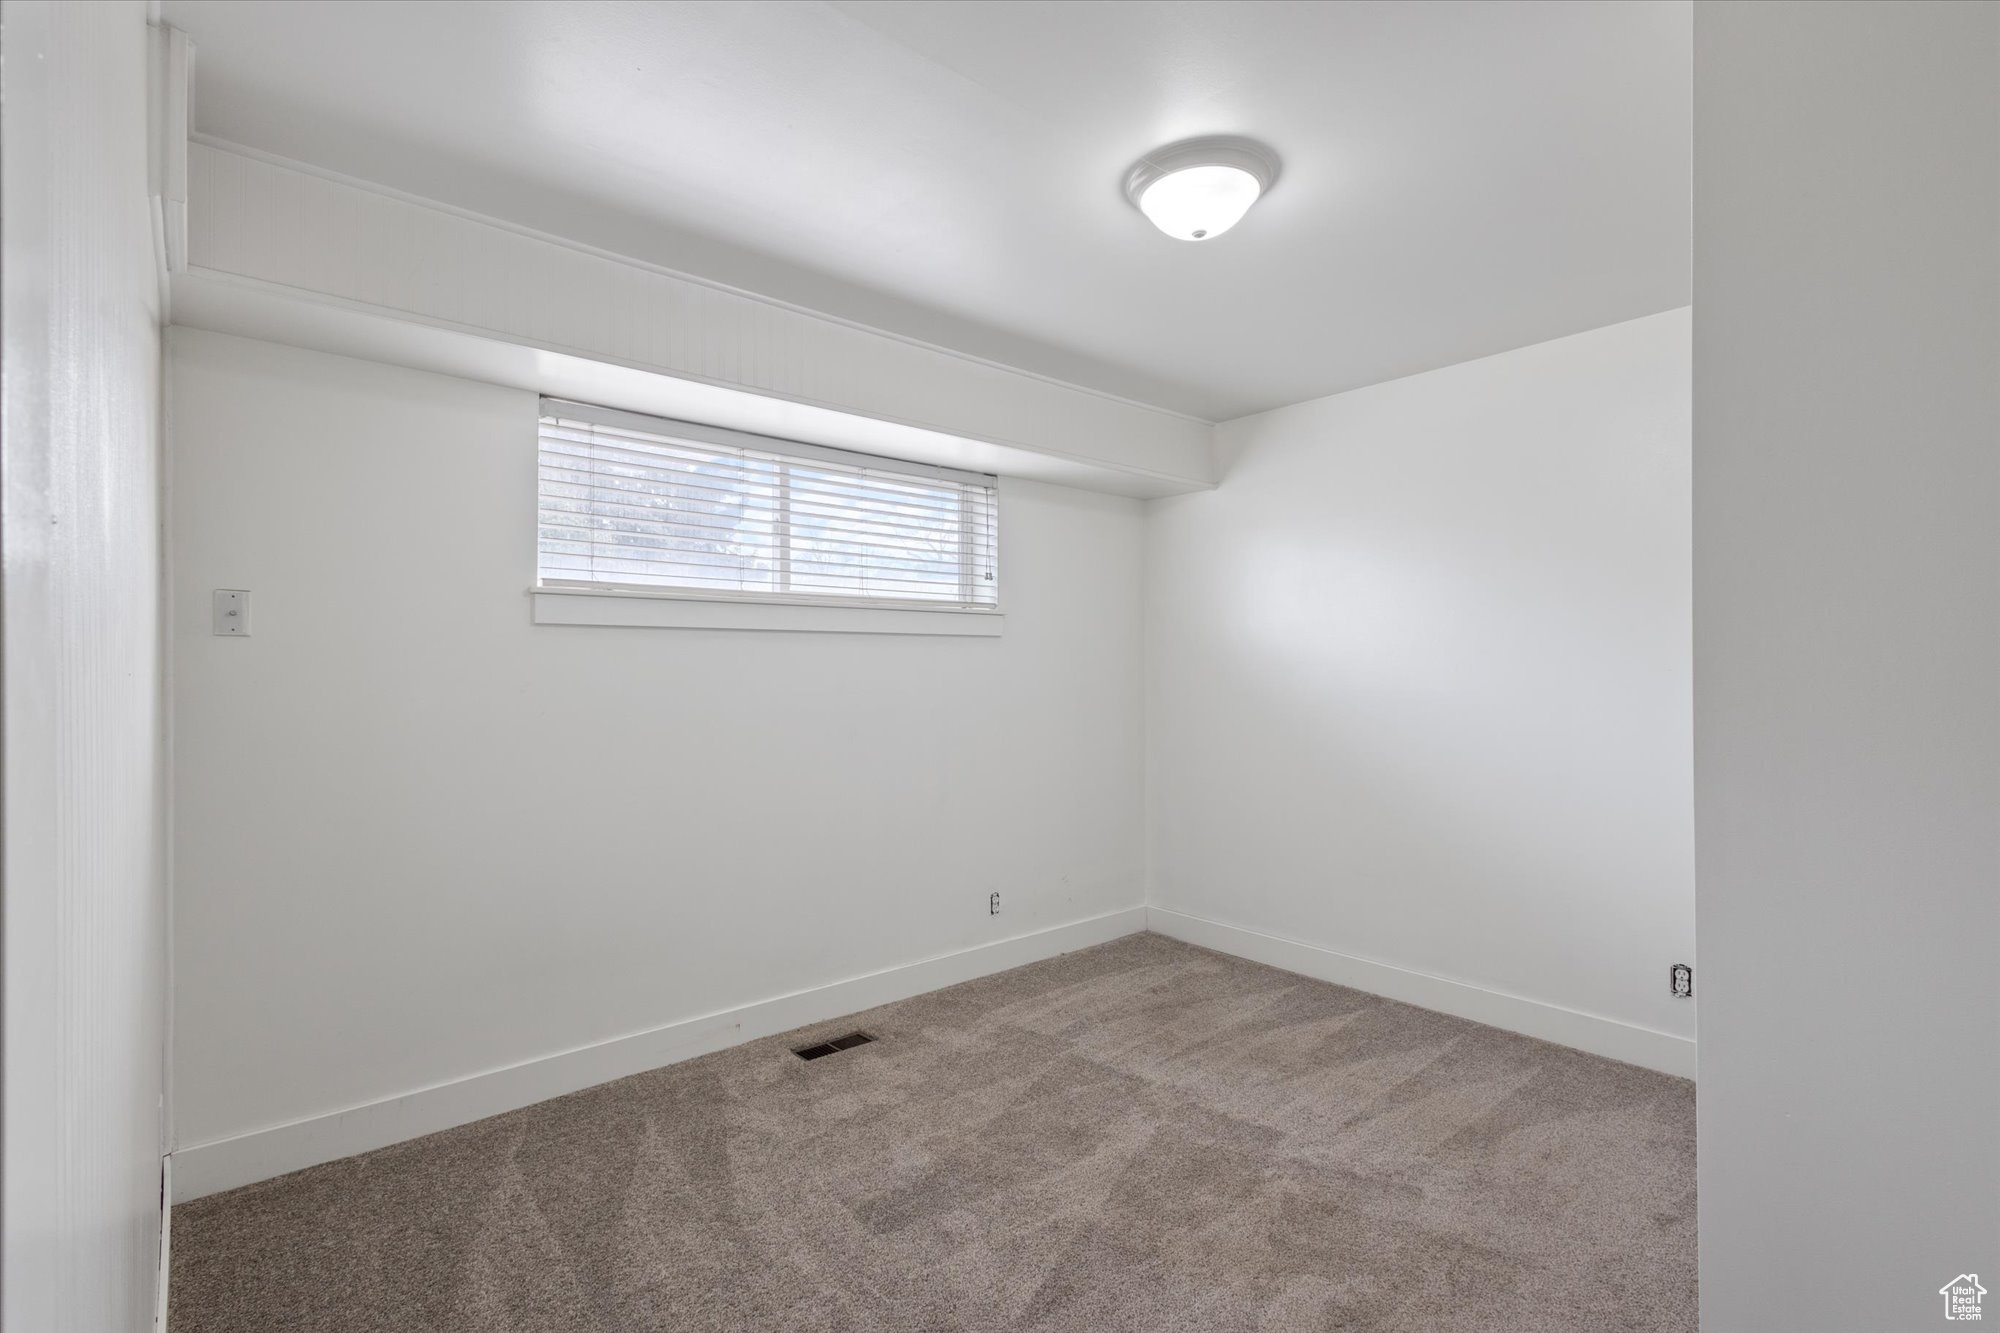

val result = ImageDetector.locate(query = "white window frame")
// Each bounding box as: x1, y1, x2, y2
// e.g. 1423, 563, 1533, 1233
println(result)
531, 400, 1004, 636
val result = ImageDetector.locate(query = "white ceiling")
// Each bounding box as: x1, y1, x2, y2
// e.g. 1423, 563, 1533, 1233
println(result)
160, 0, 1691, 422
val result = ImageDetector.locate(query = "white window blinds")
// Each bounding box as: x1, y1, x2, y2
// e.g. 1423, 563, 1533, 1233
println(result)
538, 401, 1000, 609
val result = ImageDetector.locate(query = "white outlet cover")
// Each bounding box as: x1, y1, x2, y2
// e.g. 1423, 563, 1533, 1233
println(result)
213, 588, 251, 636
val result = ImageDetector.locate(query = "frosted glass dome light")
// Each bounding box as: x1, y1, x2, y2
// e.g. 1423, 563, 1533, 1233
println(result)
1125, 137, 1280, 242
1137, 165, 1262, 241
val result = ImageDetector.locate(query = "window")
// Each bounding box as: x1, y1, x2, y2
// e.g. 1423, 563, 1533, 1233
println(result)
537, 400, 1000, 612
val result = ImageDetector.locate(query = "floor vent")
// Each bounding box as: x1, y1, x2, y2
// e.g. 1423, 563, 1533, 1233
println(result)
793, 1031, 876, 1061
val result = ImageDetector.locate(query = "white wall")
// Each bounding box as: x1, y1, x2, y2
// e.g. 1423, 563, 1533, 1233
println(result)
1147, 309, 1693, 1070
181, 142, 1213, 491
1693, 4, 2000, 1329
1, 2, 168, 1330
169, 329, 1145, 1177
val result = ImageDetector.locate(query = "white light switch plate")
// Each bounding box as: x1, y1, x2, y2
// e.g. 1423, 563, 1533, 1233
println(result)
212, 589, 251, 636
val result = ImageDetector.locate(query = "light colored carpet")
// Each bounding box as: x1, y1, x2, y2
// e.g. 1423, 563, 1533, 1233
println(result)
169, 933, 1696, 1332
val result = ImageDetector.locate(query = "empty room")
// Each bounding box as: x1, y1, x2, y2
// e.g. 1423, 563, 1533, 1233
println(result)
3, 2, 1995, 1331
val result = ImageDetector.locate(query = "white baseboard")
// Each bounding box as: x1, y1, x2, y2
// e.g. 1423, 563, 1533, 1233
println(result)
154, 1154, 172, 1333
1146, 907, 1695, 1079
170, 906, 1147, 1202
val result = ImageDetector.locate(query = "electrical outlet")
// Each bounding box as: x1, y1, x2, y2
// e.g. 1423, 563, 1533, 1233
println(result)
988, 891, 1001, 916
1670, 963, 1693, 998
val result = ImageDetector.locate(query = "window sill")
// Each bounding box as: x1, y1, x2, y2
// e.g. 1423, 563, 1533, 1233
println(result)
529, 587, 1005, 636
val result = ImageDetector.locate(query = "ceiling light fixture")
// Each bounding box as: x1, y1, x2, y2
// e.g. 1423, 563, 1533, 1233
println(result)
1124, 136, 1281, 242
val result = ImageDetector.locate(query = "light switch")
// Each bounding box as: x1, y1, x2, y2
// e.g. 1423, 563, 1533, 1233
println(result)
213, 589, 251, 636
